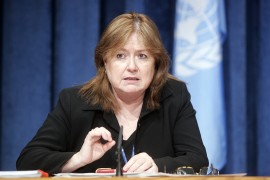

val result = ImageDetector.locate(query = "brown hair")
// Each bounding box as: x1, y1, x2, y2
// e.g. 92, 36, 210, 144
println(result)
79, 12, 171, 112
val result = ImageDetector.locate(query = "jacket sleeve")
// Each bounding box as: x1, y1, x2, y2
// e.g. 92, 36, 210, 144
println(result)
16, 89, 75, 175
154, 82, 209, 173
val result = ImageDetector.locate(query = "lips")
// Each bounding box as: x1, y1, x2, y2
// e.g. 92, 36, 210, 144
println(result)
124, 77, 139, 80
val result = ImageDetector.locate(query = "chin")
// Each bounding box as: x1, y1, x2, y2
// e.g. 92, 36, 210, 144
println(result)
121, 88, 144, 94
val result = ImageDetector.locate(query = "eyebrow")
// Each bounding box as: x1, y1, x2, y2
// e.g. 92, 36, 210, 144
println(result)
117, 48, 149, 53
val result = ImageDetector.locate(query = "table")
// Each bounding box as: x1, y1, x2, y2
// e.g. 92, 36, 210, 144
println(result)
1, 177, 270, 180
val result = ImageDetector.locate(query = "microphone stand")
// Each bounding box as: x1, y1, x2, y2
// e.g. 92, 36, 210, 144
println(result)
116, 125, 123, 176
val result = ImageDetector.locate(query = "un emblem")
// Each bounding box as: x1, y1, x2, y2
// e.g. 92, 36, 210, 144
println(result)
173, 0, 222, 77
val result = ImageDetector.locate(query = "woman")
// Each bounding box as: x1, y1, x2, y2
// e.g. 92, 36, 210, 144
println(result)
16, 12, 208, 175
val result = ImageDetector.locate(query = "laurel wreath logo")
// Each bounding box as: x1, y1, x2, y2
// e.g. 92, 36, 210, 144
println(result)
173, 0, 222, 77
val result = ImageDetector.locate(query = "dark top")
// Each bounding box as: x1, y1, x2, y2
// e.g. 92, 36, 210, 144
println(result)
16, 79, 208, 175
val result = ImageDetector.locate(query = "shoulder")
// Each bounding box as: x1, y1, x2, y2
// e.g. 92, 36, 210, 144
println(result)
166, 77, 187, 91
160, 77, 191, 107
57, 85, 83, 103
59, 85, 82, 97
162, 77, 189, 98
57, 85, 98, 110
158, 77, 196, 121
56, 85, 88, 107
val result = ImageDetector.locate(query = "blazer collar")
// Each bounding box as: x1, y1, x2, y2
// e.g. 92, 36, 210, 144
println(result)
82, 102, 102, 111
140, 82, 173, 117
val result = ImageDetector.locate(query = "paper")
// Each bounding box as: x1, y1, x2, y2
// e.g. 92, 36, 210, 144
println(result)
54, 172, 192, 178
0, 170, 47, 178
54, 172, 247, 178
54, 172, 140, 178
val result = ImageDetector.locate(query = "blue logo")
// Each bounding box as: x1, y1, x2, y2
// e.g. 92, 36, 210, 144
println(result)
174, 0, 222, 77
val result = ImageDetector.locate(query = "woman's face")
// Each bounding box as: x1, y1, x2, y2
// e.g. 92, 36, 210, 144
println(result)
104, 33, 155, 96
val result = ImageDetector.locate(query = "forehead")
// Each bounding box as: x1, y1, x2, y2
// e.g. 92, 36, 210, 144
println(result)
104, 32, 152, 60
120, 33, 146, 50
110, 33, 146, 52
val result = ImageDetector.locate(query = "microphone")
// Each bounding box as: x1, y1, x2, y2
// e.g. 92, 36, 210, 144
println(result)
116, 125, 123, 176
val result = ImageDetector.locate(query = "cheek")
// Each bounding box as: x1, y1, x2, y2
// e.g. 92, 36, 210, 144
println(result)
144, 66, 155, 83
106, 65, 123, 82
148, 64, 155, 76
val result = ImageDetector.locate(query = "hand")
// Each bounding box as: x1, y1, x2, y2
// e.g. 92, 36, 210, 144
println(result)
123, 152, 158, 173
77, 127, 116, 166
61, 127, 115, 172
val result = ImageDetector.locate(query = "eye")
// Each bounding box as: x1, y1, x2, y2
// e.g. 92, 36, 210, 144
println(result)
116, 53, 126, 59
138, 54, 147, 59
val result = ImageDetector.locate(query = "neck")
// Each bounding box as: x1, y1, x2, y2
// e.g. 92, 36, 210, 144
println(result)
113, 90, 145, 112
113, 90, 144, 140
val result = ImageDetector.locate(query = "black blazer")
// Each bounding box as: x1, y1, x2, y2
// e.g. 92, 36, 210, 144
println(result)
16, 78, 208, 175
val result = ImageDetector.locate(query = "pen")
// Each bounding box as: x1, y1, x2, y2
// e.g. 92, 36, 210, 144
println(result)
121, 145, 135, 164
131, 145, 135, 157
121, 147, 128, 164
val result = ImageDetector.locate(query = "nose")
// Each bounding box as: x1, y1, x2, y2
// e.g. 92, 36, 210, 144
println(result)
127, 57, 138, 72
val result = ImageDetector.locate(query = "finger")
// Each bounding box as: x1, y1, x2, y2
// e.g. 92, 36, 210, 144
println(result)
92, 127, 113, 142
88, 127, 113, 142
123, 154, 137, 171
87, 129, 102, 143
123, 153, 147, 172
125, 160, 143, 172
133, 160, 153, 172
99, 127, 113, 141
145, 163, 158, 173
124, 153, 157, 173
102, 140, 116, 152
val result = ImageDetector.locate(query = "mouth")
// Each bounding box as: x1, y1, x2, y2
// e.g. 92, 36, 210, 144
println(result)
124, 77, 140, 80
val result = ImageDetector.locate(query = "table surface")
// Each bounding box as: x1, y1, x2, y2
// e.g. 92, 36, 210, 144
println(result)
1, 176, 270, 180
